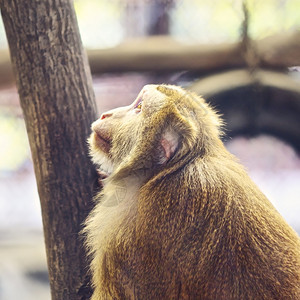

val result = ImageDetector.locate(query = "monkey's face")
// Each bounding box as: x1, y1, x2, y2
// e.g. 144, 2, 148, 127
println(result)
89, 85, 164, 175
89, 84, 222, 178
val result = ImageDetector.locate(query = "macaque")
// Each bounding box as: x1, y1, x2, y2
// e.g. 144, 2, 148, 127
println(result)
83, 84, 300, 300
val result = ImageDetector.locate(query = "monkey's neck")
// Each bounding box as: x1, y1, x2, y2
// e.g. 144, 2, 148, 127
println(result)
99, 168, 151, 207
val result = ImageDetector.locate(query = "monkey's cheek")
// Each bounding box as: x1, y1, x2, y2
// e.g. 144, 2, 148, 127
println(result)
92, 132, 111, 155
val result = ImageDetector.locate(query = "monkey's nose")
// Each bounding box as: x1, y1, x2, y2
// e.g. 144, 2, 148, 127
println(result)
100, 112, 113, 120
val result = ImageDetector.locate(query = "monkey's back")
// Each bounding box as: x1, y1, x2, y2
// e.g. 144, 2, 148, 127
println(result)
96, 155, 300, 300
85, 84, 300, 300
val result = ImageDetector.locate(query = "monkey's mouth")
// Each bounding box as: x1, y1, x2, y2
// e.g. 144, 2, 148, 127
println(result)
97, 168, 109, 180
94, 132, 112, 154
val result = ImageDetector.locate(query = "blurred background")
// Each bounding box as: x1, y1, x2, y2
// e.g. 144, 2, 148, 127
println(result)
0, 0, 299, 299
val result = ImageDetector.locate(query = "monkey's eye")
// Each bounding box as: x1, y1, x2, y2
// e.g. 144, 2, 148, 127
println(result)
134, 98, 143, 111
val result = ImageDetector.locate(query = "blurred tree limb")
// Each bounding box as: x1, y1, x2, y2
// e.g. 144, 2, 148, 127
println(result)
1, 31, 300, 87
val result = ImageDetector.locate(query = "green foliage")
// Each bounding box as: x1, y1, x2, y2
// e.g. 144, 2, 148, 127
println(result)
74, 0, 123, 48
0, 113, 30, 172
246, 0, 300, 38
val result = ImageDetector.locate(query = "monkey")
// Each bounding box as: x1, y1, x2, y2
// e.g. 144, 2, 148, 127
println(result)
83, 84, 300, 300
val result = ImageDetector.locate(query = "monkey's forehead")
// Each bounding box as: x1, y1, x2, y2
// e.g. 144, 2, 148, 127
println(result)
137, 84, 206, 117
139, 84, 188, 105
141, 84, 184, 96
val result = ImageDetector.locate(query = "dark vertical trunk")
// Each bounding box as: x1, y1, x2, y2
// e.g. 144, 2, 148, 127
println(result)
0, 0, 98, 299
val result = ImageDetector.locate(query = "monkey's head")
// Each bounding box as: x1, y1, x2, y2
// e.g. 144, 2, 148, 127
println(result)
89, 84, 222, 180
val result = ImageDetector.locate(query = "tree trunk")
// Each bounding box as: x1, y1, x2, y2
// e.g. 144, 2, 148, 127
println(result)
0, 0, 98, 299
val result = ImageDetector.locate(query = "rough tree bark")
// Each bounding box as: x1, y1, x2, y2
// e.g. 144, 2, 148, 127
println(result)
0, 0, 98, 299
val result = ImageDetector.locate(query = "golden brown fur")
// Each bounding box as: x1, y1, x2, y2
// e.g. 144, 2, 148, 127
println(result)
83, 84, 300, 300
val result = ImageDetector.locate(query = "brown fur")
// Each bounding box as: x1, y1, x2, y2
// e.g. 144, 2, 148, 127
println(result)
83, 84, 300, 300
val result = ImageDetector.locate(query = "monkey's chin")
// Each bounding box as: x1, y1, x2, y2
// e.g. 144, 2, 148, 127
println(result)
90, 149, 113, 177
89, 135, 114, 177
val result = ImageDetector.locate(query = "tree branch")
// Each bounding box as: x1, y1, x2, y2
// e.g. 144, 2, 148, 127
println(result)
1, 32, 300, 88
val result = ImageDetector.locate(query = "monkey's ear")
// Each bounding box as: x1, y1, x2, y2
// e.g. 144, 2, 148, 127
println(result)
158, 130, 179, 164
